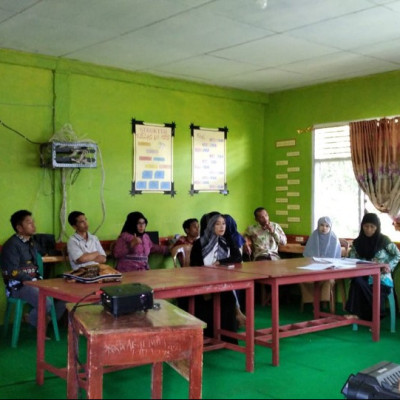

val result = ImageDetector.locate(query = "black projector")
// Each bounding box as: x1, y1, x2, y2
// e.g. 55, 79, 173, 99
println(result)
342, 361, 400, 399
100, 283, 154, 317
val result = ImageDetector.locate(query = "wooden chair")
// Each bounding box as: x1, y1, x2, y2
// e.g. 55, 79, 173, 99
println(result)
299, 281, 335, 312
171, 244, 192, 267
300, 238, 350, 313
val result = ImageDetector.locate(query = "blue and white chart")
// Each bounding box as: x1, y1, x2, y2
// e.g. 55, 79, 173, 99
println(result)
131, 120, 175, 196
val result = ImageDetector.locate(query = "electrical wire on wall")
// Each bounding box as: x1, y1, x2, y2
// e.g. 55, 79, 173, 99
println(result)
50, 123, 106, 241
94, 145, 106, 235
59, 168, 68, 242
0, 119, 43, 144
0, 118, 55, 224
0, 119, 106, 241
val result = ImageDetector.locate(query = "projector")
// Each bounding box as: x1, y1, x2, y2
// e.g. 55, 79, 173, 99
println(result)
342, 361, 400, 399
100, 283, 154, 317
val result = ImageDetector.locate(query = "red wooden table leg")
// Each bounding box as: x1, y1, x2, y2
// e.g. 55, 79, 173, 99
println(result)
151, 362, 163, 399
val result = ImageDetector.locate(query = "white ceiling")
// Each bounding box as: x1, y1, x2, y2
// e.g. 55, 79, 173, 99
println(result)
1, 0, 400, 94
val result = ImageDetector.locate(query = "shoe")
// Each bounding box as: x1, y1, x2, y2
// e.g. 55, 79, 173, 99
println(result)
344, 314, 359, 320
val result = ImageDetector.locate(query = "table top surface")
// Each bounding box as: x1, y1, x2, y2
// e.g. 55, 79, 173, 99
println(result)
67, 299, 206, 334
26, 266, 260, 301
213, 257, 382, 278
27, 259, 383, 297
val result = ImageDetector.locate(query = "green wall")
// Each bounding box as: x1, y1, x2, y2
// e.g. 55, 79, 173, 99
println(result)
1, 48, 400, 320
0, 49, 268, 245
0, 49, 270, 320
264, 71, 400, 235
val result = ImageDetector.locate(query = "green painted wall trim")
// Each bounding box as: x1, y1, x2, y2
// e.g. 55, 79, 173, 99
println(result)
0, 48, 57, 70
0, 48, 269, 105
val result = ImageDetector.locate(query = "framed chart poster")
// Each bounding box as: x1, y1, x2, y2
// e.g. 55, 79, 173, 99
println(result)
190, 124, 228, 195
131, 119, 175, 196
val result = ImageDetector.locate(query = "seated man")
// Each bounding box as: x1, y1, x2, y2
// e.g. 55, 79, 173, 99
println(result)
67, 211, 106, 271
243, 207, 287, 261
1, 210, 65, 328
174, 218, 199, 246
171, 218, 199, 266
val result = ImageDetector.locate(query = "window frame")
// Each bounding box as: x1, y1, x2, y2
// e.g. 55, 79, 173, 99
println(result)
312, 124, 400, 241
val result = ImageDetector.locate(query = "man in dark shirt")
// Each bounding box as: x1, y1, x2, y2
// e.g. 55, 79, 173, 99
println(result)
1, 210, 65, 328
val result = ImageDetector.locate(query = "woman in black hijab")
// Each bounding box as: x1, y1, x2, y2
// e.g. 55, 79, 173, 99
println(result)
345, 213, 400, 321
113, 211, 169, 272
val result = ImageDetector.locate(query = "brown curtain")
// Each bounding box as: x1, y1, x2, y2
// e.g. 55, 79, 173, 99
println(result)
350, 117, 400, 218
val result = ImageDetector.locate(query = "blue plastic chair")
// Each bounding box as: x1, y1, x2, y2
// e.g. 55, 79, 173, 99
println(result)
352, 287, 396, 333
2, 253, 60, 347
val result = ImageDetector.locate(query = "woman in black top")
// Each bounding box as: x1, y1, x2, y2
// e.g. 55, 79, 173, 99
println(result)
183, 213, 242, 342
190, 213, 242, 267
345, 213, 400, 320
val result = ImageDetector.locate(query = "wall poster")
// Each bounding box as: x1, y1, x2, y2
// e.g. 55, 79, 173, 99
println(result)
131, 119, 175, 196
190, 124, 228, 195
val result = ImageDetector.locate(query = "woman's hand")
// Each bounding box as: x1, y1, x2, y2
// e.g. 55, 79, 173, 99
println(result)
130, 234, 142, 247
381, 264, 391, 274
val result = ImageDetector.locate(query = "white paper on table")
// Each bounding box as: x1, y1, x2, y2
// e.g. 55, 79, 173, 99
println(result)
313, 257, 374, 266
298, 258, 358, 270
297, 263, 336, 271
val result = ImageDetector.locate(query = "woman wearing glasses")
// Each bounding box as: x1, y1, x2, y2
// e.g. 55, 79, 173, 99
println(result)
113, 211, 169, 272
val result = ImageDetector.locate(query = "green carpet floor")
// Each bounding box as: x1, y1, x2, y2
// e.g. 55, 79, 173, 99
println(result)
1, 302, 399, 399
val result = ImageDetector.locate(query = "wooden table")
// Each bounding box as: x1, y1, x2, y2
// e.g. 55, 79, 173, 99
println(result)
66, 300, 205, 399
26, 266, 256, 386
213, 257, 382, 366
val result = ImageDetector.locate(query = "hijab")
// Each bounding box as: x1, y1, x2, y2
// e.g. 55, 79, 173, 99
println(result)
353, 213, 390, 260
121, 211, 148, 236
200, 214, 229, 264
224, 214, 245, 247
200, 211, 220, 236
303, 216, 341, 258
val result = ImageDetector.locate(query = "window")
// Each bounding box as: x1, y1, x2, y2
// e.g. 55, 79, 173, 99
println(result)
313, 126, 400, 241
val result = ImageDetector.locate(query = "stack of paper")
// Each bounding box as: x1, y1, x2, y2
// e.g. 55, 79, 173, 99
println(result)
298, 257, 366, 270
